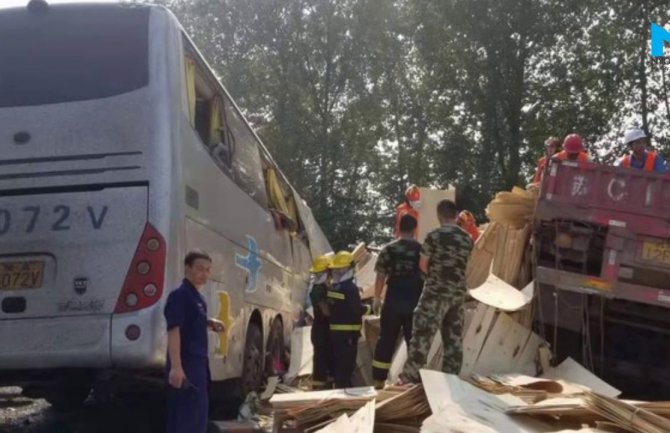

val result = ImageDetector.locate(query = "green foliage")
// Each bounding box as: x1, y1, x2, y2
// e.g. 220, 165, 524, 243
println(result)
141, 0, 670, 249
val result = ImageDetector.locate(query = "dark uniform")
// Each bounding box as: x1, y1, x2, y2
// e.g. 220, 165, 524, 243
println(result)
400, 224, 473, 383
372, 239, 423, 381
164, 279, 210, 433
327, 277, 369, 388
309, 280, 333, 388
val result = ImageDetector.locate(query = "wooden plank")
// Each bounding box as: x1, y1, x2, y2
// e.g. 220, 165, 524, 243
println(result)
461, 304, 496, 377
270, 387, 376, 409
473, 312, 531, 375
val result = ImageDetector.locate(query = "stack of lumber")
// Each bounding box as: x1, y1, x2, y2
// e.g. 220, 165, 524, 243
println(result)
465, 186, 538, 289
486, 187, 537, 228
269, 387, 377, 432
374, 385, 432, 432
466, 221, 500, 289
469, 374, 552, 403
269, 384, 434, 433
507, 392, 670, 433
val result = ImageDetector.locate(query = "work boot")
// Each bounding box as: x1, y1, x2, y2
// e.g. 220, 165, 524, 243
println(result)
374, 380, 385, 390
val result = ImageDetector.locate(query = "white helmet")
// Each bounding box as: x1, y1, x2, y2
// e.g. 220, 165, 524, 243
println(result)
624, 128, 647, 146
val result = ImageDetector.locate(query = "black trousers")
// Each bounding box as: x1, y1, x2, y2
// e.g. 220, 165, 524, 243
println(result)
311, 318, 332, 387
372, 307, 413, 381
330, 331, 359, 388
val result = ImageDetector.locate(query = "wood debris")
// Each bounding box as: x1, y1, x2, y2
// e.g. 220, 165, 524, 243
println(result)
375, 384, 431, 425
486, 187, 537, 229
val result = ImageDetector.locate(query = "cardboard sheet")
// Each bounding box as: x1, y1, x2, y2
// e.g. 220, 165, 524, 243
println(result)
542, 358, 621, 398
420, 370, 555, 433
469, 274, 534, 312
285, 326, 313, 381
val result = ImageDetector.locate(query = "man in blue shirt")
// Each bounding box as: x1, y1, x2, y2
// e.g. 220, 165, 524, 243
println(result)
616, 128, 668, 173
164, 251, 225, 433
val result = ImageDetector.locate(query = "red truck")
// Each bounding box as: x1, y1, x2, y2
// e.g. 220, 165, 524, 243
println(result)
533, 159, 670, 398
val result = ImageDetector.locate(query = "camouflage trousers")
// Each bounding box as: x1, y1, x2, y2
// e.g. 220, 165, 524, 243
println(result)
400, 286, 464, 383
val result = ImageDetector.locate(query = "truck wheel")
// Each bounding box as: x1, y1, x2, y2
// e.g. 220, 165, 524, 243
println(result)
241, 323, 263, 395
44, 386, 91, 411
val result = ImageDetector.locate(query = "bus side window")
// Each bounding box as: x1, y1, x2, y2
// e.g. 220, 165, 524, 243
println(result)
223, 96, 269, 208
185, 55, 234, 175
210, 97, 234, 172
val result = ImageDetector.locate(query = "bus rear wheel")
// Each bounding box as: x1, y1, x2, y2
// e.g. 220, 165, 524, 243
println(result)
241, 323, 263, 395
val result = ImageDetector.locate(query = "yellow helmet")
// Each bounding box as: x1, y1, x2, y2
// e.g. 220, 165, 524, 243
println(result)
310, 255, 332, 274
329, 251, 355, 270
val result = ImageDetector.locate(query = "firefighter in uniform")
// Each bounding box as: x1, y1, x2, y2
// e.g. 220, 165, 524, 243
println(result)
309, 255, 333, 390
395, 185, 421, 238
327, 251, 371, 388
371, 215, 423, 388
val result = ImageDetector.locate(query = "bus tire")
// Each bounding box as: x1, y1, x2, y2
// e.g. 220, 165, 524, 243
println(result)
241, 323, 263, 395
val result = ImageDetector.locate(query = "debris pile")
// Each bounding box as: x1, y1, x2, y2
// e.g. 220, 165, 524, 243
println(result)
268, 384, 432, 433
263, 186, 670, 433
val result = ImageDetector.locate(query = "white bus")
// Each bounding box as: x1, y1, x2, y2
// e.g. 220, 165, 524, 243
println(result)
0, 1, 331, 408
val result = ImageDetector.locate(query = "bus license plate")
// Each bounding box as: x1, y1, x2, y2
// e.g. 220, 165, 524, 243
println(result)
0, 261, 45, 290
641, 241, 670, 265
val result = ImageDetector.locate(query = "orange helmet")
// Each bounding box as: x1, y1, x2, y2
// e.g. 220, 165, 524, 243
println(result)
457, 210, 476, 227
563, 134, 584, 154
405, 185, 421, 202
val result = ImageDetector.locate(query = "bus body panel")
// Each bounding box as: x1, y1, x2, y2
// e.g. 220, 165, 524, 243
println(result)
0, 315, 111, 369
0, 4, 331, 390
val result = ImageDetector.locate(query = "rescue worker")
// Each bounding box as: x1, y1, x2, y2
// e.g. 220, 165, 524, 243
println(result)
456, 210, 480, 242
327, 251, 370, 388
616, 128, 668, 173
553, 134, 589, 162
309, 255, 333, 390
398, 200, 473, 384
395, 185, 421, 238
164, 251, 226, 433
372, 215, 423, 388
532, 136, 561, 184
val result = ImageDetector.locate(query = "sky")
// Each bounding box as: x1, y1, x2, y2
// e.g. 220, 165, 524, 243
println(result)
0, 0, 120, 8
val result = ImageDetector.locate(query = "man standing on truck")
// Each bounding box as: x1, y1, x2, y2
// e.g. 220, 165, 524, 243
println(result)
164, 251, 226, 433
553, 134, 589, 162
371, 215, 423, 389
309, 255, 334, 390
533, 136, 561, 184
327, 251, 371, 388
616, 128, 668, 173
398, 200, 473, 385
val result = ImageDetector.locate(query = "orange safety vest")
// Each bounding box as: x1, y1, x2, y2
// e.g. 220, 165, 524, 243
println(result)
555, 150, 588, 162
533, 156, 548, 184
395, 203, 419, 239
621, 151, 656, 172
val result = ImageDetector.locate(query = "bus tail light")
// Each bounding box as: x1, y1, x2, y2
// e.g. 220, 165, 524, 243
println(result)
114, 223, 166, 314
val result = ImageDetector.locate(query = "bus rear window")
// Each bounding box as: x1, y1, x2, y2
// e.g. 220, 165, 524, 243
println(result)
0, 5, 149, 108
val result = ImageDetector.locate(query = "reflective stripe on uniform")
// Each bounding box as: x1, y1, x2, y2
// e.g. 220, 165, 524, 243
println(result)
327, 291, 345, 300
330, 324, 362, 331
372, 359, 392, 370
312, 380, 328, 385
